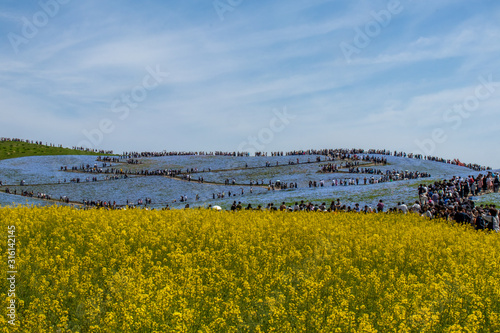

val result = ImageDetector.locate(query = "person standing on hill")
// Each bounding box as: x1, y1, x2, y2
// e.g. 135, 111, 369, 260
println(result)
454, 206, 472, 225
397, 202, 408, 214
494, 174, 500, 193
411, 201, 421, 213
473, 210, 485, 230
463, 182, 470, 198
471, 181, 477, 196
335, 199, 341, 210
377, 200, 384, 212
418, 184, 426, 196
422, 207, 433, 219
483, 208, 499, 232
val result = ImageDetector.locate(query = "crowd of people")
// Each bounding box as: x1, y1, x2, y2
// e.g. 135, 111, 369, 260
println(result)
1, 138, 491, 172
179, 171, 500, 233
83, 200, 117, 209
73, 146, 114, 154
113, 147, 492, 173
8, 189, 70, 202
418, 173, 500, 202
61, 163, 183, 178
308, 170, 432, 188
409, 173, 500, 230
204, 193, 499, 232
18, 190, 53, 200
120, 151, 251, 158
285, 148, 367, 156
96, 156, 121, 163
283, 148, 491, 172
320, 158, 387, 173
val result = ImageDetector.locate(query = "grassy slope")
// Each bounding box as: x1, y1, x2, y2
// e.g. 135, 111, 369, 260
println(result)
0, 140, 113, 160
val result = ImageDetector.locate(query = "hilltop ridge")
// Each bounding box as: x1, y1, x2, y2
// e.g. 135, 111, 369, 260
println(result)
0, 138, 114, 161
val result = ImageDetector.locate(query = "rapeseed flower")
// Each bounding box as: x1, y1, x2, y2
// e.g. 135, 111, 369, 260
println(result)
0, 206, 500, 332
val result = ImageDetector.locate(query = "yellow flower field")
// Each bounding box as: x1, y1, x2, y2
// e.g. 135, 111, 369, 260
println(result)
1, 206, 500, 332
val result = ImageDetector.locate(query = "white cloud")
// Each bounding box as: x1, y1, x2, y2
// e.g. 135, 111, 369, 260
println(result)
1, 0, 500, 167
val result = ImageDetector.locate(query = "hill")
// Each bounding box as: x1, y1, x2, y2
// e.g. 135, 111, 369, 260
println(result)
0, 140, 113, 161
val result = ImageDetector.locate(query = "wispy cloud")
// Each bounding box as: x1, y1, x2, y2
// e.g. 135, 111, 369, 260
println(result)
0, 0, 499, 166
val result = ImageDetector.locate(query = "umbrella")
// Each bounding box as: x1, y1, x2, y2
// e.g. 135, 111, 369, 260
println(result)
212, 205, 222, 211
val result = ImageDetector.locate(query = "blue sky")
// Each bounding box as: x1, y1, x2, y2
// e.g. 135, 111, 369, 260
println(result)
1, 0, 499, 167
